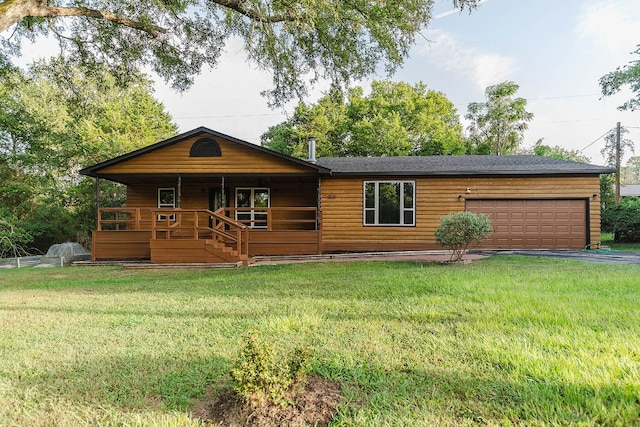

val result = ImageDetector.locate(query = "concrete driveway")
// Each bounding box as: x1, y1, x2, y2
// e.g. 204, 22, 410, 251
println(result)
480, 250, 640, 264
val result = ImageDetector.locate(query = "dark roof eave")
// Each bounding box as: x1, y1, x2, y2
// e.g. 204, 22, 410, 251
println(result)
325, 170, 615, 177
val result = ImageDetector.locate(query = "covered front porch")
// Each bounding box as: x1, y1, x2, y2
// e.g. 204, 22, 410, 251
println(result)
91, 173, 323, 264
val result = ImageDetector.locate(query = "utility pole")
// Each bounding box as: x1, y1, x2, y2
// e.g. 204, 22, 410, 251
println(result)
615, 122, 621, 205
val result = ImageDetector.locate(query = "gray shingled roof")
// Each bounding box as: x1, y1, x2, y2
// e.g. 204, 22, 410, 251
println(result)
316, 155, 615, 176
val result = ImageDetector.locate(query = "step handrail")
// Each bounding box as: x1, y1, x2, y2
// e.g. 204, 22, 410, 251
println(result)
151, 208, 249, 258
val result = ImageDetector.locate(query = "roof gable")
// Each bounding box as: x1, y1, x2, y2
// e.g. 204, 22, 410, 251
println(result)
80, 127, 329, 179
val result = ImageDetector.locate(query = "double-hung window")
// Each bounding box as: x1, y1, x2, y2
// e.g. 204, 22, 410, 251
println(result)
235, 188, 270, 228
157, 188, 176, 221
364, 181, 415, 226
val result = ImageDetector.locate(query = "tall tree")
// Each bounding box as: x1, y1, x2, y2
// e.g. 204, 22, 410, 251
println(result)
0, 57, 178, 249
262, 80, 466, 158
601, 126, 634, 168
622, 156, 640, 184
0, 1, 478, 106
600, 45, 640, 111
466, 81, 534, 155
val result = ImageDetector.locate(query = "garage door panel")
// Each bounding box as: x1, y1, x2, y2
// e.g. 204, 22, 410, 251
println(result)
466, 199, 587, 249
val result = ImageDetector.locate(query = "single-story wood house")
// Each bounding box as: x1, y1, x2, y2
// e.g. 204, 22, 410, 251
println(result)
79, 127, 615, 264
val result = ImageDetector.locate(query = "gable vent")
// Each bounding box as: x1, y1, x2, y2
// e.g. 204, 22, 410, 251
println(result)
190, 138, 221, 157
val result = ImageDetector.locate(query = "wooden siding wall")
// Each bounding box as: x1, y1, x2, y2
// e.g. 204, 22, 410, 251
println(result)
320, 175, 602, 252
99, 136, 315, 175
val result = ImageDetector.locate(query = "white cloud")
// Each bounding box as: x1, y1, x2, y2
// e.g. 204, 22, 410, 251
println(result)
576, 0, 640, 56
418, 30, 517, 91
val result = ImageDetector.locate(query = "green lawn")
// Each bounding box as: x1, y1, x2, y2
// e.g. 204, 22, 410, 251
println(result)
0, 257, 638, 426
600, 233, 640, 253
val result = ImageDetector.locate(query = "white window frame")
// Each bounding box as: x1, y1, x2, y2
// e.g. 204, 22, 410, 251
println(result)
363, 181, 415, 226
235, 187, 270, 229
157, 187, 176, 221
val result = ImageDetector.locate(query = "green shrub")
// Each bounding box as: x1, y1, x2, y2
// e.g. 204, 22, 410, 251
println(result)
435, 211, 493, 261
230, 334, 311, 407
0, 213, 34, 258
601, 198, 640, 242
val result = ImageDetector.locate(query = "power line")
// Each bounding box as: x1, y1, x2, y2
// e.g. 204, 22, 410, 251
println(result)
579, 129, 612, 153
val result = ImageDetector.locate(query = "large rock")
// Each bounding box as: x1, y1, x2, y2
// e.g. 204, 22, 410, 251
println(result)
43, 242, 91, 265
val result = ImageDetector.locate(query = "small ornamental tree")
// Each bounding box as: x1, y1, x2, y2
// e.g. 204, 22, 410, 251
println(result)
435, 211, 493, 261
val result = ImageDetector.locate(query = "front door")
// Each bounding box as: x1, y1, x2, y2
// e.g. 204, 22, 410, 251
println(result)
235, 188, 270, 228
209, 187, 230, 227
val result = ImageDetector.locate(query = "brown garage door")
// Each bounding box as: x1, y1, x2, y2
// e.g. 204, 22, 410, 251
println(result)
466, 199, 587, 249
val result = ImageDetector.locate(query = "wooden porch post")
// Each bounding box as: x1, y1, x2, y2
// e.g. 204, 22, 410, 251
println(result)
221, 176, 226, 210
177, 175, 182, 208
317, 176, 322, 254
95, 177, 100, 231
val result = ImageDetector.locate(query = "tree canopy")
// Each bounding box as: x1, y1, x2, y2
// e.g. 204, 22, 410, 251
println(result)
601, 126, 634, 168
524, 139, 590, 163
261, 80, 466, 158
0, 57, 177, 250
600, 45, 640, 111
466, 81, 534, 155
0, 0, 478, 106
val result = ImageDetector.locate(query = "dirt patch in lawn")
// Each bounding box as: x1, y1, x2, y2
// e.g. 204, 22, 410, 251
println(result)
192, 375, 342, 426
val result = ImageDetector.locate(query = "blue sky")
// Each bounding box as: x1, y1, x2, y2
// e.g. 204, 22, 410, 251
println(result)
22, 0, 640, 165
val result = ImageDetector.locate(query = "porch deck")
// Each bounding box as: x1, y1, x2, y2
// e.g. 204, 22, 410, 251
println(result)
92, 207, 321, 263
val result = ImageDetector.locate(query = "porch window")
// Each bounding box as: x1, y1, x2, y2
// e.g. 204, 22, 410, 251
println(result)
364, 181, 415, 226
157, 188, 176, 220
235, 188, 270, 228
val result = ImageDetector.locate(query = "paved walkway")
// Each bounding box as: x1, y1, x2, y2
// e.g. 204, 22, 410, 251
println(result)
480, 249, 640, 265
251, 250, 486, 266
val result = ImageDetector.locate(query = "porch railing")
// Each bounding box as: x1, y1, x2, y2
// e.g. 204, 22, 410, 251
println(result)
151, 208, 249, 258
223, 207, 319, 230
97, 207, 154, 231
97, 207, 319, 232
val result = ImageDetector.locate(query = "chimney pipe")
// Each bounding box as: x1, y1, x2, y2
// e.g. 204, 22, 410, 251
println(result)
308, 136, 317, 163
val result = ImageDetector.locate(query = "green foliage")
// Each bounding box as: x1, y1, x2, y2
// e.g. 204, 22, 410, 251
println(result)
622, 156, 640, 183
0, 57, 177, 251
0, 0, 479, 106
601, 125, 635, 168
230, 333, 311, 407
0, 212, 33, 257
526, 139, 590, 163
262, 80, 465, 157
599, 45, 640, 111
600, 174, 615, 210
601, 197, 640, 242
435, 211, 493, 261
466, 81, 534, 155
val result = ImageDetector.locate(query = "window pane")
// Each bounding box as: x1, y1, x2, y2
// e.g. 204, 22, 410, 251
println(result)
404, 182, 414, 208
365, 209, 375, 225
378, 183, 400, 224
254, 189, 269, 208
404, 210, 414, 225
236, 190, 251, 208
158, 189, 174, 206
365, 183, 375, 208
